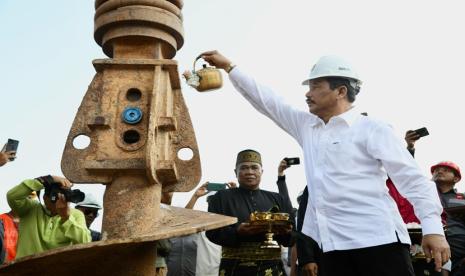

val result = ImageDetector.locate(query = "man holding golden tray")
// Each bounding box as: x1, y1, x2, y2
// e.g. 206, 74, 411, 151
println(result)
206, 149, 294, 276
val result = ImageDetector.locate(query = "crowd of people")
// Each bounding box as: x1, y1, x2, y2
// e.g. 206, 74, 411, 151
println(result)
1, 51, 465, 276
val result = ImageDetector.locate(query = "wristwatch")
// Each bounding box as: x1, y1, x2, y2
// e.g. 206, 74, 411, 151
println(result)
225, 63, 236, 73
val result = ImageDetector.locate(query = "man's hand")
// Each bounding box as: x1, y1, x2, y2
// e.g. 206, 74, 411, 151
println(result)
56, 193, 70, 221
278, 159, 290, 176
422, 234, 451, 272
237, 222, 268, 236
405, 130, 420, 150
0, 151, 15, 166
302, 263, 318, 276
226, 181, 237, 189
199, 50, 233, 71
0, 149, 16, 166
194, 182, 209, 198
51, 175, 73, 189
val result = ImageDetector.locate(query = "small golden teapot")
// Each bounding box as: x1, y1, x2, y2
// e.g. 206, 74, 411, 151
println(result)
186, 56, 223, 92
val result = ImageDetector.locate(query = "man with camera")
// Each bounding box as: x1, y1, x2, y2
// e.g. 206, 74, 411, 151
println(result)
6, 175, 91, 259
199, 50, 449, 275
206, 149, 294, 276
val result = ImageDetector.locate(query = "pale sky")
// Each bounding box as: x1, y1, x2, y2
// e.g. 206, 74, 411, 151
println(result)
1, 0, 464, 232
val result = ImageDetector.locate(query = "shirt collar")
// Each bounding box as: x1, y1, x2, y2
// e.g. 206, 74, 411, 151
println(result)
309, 106, 359, 127
335, 106, 359, 127
239, 186, 260, 194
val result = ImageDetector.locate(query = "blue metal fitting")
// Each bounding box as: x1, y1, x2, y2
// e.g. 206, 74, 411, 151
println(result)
122, 107, 143, 124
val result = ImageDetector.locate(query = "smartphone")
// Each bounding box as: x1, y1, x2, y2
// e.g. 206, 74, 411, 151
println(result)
207, 182, 227, 191
5, 139, 19, 161
284, 157, 300, 166
414, 127, 429, 138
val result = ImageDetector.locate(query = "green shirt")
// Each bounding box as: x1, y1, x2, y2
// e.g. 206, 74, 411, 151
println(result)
7, 179, 91, 259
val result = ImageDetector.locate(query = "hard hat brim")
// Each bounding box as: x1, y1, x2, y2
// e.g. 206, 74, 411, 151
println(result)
76, 204, 102, 209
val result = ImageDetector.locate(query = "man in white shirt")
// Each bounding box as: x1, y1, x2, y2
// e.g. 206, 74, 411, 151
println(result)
197, 50, 450, 276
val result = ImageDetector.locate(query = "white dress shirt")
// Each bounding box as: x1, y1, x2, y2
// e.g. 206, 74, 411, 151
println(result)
229, 67, 444, 252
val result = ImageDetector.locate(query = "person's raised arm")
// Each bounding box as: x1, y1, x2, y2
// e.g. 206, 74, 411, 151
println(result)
405, 130, 420, 157
185, 182, 209, 209
277, 159, 292, 207
7, 178, 47, 217
0, 151, 15, 167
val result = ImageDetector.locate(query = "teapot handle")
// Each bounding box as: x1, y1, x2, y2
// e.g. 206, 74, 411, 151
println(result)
193, 55, 207, 74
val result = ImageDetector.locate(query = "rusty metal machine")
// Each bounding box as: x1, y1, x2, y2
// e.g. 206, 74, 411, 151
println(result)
0, 1, 235, 275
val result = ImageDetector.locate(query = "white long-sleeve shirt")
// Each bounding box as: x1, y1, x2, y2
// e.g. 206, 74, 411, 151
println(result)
229, 67, 444, 252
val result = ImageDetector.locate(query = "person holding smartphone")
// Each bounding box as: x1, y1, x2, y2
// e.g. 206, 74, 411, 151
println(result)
206, 149, 294, 276
0, 149, 15, 167
199, 50, 449, 276
276, 158, 321, 276
0, 139, 18, 166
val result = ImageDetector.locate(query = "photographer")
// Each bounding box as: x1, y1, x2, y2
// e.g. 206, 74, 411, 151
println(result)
6, 175, 91, 259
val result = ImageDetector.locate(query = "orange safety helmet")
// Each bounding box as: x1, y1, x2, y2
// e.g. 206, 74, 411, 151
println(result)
431, 161, 462, 181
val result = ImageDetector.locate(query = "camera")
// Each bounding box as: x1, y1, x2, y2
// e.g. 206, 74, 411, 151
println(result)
284, 157, 300, 166
48, 182, 85, 204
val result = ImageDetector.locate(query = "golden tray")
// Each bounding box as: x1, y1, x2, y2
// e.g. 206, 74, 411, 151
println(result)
250, 212, 290, 222
248, 211, 291, 249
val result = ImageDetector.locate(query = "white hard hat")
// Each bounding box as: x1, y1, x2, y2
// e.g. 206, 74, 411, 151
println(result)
76, 193, 102, 209
302, 55, 362, 88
